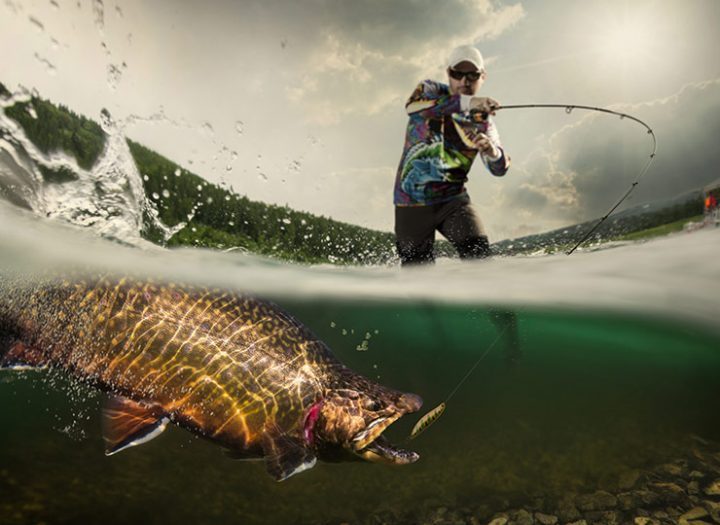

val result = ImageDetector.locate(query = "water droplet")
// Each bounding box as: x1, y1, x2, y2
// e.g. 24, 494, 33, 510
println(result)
93, 0, 105, 31
143, 175, 149, 181
206, 197, 213, 204
235, 121, 244, 135
151, 192, 159, 200
196, 184, 202, 191
162, 189, 170, 198
565, 106, 574, 114
28, 16, 44, 31
107, 64, 122, 90
258, 173, 268, 181
34, 53, 57, 75
174, 168, 181, 177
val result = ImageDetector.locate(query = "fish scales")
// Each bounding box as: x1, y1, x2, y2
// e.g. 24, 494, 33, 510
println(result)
0, 275, 423, 481
4, 278, 333, 446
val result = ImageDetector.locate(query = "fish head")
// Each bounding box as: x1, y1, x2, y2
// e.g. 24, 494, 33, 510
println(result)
312, 381, 422, 465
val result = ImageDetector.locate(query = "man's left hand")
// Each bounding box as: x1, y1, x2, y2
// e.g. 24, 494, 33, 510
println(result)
470, 132, 500, 158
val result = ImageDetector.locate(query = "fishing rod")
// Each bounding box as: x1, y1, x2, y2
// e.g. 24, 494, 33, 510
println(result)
408, 105, 657, 439
475, 103, 657, 255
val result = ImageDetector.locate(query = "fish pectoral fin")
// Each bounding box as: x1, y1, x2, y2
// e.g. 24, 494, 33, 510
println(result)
0, 341, 48, 370
262, 434, 316, 482
102, 395, 170, 456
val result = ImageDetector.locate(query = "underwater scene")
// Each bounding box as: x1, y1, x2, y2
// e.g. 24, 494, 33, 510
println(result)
1, 201, 719, 524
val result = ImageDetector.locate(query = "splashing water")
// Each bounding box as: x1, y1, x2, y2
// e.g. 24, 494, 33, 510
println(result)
0, 88, 180, 246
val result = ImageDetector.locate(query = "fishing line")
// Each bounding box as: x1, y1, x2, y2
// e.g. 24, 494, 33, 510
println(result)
408, 323, 509, 440
410, 105, 656, 440
475, 103, 657, 255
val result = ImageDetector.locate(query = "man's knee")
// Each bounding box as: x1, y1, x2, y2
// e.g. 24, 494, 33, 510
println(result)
456, 235, 490, 259
396, 240, 434, 266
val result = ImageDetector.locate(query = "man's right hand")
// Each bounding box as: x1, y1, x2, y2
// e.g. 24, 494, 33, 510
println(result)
469, 96, 500, 116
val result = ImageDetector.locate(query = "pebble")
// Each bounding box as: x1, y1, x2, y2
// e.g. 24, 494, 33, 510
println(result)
619, 469, 643, 490
575, 490, 618, 511
706, 480, 720, 496
534, 512, 557, 525
487, 516, 508, 525
510, 509, 532, 525
704, 500, 720, 524
634, 518, 660, 525
682, 507, 710, 521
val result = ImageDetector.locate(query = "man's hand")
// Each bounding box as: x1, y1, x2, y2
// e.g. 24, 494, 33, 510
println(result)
470, 132, 500, 158
469, 96, 500, 116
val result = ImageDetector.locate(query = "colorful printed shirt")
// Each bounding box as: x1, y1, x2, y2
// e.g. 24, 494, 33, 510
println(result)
394, 79, 510, 206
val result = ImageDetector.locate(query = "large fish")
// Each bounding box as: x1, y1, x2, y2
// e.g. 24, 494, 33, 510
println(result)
0, 276, 422, 480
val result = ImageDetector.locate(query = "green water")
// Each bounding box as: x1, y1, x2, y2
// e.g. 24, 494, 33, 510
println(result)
1, 299, 719, 524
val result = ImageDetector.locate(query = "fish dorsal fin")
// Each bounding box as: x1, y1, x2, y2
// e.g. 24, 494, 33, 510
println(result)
261, 429, 316, 482
102, 396, 170, 456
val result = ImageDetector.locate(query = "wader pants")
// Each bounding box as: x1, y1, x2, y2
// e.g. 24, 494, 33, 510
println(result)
394, 195, 490, 266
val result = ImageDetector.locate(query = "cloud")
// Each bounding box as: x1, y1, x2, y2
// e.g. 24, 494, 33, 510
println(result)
285, 0, 525, 123
483, 78, 720, 238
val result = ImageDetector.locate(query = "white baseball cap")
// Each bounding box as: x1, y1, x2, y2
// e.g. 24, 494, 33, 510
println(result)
447, 45, 484, 71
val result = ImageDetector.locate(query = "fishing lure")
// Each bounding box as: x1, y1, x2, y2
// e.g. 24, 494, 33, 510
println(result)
409, 402, 446, 440
474, 104, 657, 254
408, 326, 508, 440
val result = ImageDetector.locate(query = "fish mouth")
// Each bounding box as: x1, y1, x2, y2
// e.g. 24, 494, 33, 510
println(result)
350, 413, 419, 465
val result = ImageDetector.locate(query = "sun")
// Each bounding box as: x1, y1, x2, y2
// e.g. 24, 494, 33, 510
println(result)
591, 9, 658, 69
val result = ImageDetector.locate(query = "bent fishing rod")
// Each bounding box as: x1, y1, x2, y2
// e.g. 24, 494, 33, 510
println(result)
473, 103, 657, 255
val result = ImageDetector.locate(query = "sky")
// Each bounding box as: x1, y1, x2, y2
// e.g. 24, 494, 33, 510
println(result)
1, 0, 719, 240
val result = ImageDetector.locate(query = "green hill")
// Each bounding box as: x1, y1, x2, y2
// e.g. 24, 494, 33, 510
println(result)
0, 85, 396, 265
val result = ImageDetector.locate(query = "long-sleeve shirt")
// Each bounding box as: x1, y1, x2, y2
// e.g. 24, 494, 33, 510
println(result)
393, 79, 510, 207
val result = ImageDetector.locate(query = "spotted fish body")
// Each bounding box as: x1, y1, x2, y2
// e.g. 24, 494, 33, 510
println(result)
0, 276, 422, 480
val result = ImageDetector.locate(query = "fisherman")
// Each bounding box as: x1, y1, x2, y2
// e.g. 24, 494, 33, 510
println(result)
393, 45, 521, 365
393, 44, 510, 266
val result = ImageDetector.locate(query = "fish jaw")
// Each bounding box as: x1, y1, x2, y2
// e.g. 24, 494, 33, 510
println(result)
349, 393, 422, 465
350, 413, 420, 465
354, 434, 419, 465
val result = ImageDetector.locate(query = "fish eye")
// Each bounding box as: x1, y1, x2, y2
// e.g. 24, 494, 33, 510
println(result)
364, 400, 381, 411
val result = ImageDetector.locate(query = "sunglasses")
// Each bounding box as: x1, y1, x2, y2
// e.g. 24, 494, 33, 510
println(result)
448, 69, 483, 81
